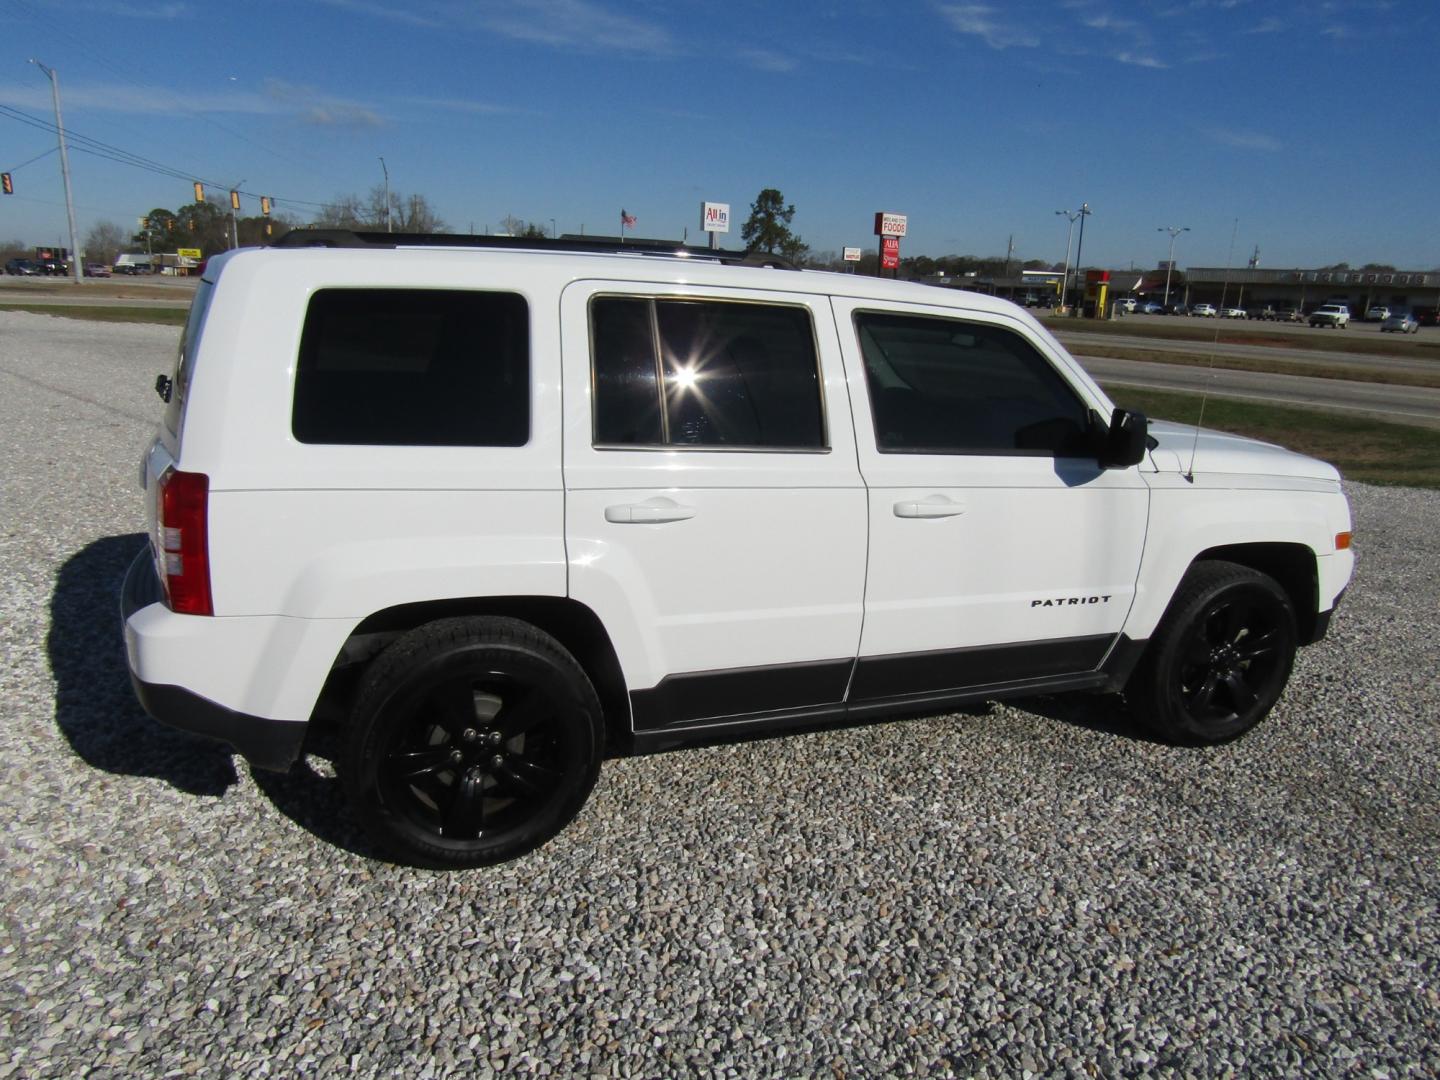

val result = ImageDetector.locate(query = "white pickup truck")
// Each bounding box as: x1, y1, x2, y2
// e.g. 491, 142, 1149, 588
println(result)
1309, 304, 1351, 328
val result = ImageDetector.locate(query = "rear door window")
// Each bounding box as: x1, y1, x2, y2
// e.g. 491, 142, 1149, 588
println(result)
590, 296, 825, 450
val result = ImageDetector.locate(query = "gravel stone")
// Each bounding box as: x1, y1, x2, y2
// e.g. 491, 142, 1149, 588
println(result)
1, 308, 1437, 1077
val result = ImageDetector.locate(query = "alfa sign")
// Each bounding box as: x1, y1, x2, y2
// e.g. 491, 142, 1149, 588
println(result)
702, 202, 730, 233
873, 212, 907, 238
881, 236, 900, 270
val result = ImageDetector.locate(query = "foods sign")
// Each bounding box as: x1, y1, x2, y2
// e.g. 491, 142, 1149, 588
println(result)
702, 202, 731, 233
873, 212, 907, 238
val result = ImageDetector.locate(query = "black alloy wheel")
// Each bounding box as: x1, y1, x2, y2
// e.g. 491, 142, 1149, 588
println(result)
1130, 561, 1298, 745
344, 617, 603, 868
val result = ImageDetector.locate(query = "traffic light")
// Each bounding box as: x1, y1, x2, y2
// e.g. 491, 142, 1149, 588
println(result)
260, 196, 271, 216
230, 190, 240, 211
1, 172, 12, 195
193, 181, 204, 203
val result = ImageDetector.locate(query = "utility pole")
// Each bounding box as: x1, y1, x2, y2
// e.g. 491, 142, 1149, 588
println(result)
379, 157, 390, 232
1071, 203, 1092, 317
1158, 225, 1190, 309
230, 180, 246, 249
29, 60, 82, 285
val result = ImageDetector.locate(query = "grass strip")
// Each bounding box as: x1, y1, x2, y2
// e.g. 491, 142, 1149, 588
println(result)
0, 303, 188, 326
1075, 344, 1440, 389
1103, 385, 1440, 489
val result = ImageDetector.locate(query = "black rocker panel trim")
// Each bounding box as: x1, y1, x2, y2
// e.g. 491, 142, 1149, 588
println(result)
848, 635, 1114, 701
628, 657, 852, 732
628, 671, 1114, 755
629, 634, 1122, 733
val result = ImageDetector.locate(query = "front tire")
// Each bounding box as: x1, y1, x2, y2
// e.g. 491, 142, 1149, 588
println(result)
343, 617, 604, 869
1128, 562, 1298, 745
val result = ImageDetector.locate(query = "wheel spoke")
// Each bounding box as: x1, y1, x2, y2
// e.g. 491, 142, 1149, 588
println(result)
494, 756, 561, 799
388, 746, 453, 780
1235, 628, 1278, 662
1189, 671, 1221, 712
496, 688, 552, 738
1222, 670, 1259, 712
430, 679, 479, 737
442, 770, 485, 838
1220, 599, 1250, 644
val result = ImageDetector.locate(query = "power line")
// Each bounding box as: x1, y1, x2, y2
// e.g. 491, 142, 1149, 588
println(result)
0, 102, 334, 211
2, 145, 57, 173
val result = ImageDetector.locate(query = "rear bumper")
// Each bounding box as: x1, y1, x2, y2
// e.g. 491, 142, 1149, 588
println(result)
121, 548, 308, 773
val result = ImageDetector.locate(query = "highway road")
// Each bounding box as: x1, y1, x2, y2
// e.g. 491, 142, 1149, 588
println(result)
1077, 353, 1440, 429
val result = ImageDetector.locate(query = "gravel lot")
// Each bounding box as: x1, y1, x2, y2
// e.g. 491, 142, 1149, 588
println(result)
2, 309, 1437, 1077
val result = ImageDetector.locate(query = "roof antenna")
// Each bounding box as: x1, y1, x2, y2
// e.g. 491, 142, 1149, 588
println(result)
1185, 217, 1239, 483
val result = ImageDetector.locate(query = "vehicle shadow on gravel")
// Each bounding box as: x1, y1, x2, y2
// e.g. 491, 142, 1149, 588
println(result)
1013, 692, 1166, 744
247, 732, 387, 862
49, 534, 238, 796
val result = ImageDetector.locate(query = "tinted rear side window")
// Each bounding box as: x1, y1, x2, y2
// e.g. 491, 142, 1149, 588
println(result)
293, 289, 529, 446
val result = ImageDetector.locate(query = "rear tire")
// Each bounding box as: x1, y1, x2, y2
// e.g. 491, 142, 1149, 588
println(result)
342, 617, 604, 869
1128, 562, 1298, 745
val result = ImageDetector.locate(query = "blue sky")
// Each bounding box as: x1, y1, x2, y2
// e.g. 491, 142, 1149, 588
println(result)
1, 0, 1435, 269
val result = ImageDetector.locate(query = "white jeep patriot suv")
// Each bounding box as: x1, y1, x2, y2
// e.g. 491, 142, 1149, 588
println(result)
122, 231, 1354, 868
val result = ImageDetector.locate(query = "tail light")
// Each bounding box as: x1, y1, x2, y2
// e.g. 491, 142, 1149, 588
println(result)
156, 468, 213, 615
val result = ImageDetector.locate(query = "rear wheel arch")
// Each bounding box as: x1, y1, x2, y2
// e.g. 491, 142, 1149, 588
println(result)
319, 596, 633, 752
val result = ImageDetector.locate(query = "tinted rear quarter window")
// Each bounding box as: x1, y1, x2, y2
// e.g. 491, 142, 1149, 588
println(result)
293, 289, 529, 446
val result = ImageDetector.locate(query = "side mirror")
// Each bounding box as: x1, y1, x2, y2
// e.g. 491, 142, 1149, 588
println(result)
1098, 407, 1148, 469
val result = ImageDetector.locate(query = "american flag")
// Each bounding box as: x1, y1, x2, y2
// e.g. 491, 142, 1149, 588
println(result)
620, 209, 637, 228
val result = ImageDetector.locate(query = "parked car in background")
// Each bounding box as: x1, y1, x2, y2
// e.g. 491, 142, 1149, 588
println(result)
1167, 303, 1188, 316
1381, 312, 1420, 334
1309, 304, 1351, 329
1220, 306, 1247, 319
1191, 303, 1218, 317
84, 262, 112, 277
1142, 301, 1165, 314
4, 258, 38, 275
1365, 306, 1391, 322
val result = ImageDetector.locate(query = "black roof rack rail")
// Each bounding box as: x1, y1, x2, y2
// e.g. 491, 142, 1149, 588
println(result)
270, 228, 797, 269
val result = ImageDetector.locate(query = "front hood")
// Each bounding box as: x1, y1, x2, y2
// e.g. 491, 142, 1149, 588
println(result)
1146, 420, 1341, 483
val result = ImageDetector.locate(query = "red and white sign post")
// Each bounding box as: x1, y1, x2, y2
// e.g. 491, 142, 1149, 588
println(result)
874, 212, 907, 277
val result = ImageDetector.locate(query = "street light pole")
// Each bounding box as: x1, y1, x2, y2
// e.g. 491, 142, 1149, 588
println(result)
379, 157, 390, 232
1158, 225, 1189, 309
29, 60, 82, 286
550, 218, 558, 239
1055, 209, 1080, 312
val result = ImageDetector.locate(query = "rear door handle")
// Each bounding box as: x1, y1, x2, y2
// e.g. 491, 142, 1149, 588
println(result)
893, 496, 966, 519
604, 498, 696, 524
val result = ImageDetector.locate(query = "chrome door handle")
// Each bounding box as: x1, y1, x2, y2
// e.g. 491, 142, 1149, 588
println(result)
604, 498, 696, 524
893, 496, 966, 519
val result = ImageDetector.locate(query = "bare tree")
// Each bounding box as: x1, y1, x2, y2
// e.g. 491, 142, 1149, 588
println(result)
83, 221, 127, 264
